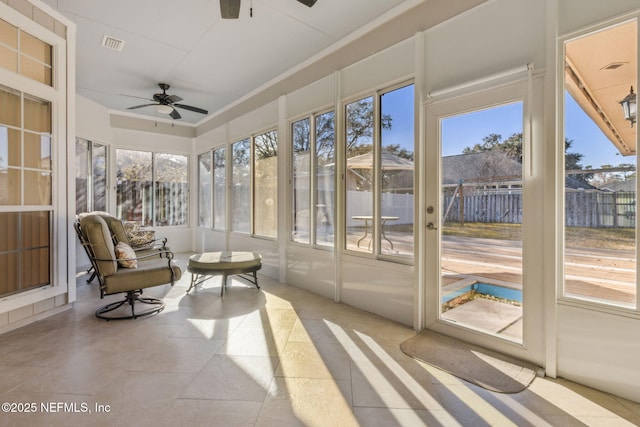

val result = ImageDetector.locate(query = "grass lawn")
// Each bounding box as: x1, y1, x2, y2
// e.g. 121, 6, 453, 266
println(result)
443, 222, 635, 251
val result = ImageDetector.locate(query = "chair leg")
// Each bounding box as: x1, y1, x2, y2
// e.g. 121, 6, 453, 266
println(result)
95, 290, 165, 320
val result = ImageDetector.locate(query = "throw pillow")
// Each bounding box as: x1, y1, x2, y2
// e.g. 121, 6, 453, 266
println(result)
115, 241, 138, 268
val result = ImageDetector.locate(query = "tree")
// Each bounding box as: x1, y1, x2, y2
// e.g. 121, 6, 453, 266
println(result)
346, 98, 392, 152
462, 133, 592, 182
463, 132, 523, 161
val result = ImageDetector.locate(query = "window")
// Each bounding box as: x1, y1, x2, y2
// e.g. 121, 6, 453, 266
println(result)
231, 139, 250, 233
0, 86, 52, 297
115, 149, 188, 226
0, 18, 52, 86
563, 20, 637, 309
230, 131, 278, 237
344, 84, 414, 258
213, 147, 226, 229
292, 118, 311, 244
380, 85, 414, 257
345, 97, 374, 253
197, 151, 211, 227
76, 138, 107, 214
254, 130, 278, 238
292, 111, 335, 247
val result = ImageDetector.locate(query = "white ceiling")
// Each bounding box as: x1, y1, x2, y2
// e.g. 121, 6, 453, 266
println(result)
39, 0, 419, 123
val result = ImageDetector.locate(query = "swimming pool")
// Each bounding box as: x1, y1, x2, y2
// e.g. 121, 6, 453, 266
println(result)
442, 282, 522, 304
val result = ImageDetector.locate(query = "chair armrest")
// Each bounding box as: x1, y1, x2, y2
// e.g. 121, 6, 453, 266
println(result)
91, 249, 175, 264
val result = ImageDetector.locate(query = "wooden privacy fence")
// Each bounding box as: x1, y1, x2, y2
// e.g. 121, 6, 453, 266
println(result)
443, 190, 636, 228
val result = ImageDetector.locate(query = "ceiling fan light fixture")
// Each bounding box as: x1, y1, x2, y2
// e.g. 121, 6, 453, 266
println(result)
156, 104, 173, 115
297, 0, 317, 6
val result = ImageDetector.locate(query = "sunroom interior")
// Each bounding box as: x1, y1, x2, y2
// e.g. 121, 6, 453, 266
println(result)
1, 0, 640, 423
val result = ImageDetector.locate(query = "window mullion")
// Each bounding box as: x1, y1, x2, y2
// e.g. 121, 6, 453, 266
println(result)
310, 114, 317, 247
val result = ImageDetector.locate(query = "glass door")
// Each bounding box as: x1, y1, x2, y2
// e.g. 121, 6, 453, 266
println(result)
438, 102, 525, 342
425, 80, 543, 361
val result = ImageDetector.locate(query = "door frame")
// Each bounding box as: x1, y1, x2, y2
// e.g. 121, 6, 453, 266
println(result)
422, 77, 545, 365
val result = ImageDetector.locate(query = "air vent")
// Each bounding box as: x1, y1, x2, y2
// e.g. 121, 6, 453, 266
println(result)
101, 35, 125, 51
601, 62, 627, 70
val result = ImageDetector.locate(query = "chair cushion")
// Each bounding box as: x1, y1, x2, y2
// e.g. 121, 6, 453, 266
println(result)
115, 242, 137, 268
103, 258, 182, 294
79, 214, 117, 276
95, 212, 130, 245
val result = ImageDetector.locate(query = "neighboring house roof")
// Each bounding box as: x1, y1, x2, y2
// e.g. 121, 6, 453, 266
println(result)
565, 175, 598, 190
600, 178, 636, 192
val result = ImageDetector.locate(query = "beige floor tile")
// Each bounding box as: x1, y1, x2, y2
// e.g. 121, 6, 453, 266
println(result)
256, 377, 356, 427
180, 354, 279, 402
164, 399, 262, 426
0, 264, 636, 427
275, 341, 352, 380
134, 336, 224, 373
218, 326, 290, 357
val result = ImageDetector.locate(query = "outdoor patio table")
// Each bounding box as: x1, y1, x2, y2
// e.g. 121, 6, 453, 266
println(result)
351, 215, 399, 250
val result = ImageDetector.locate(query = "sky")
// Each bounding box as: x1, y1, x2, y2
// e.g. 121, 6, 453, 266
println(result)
439, 93, 633, 168
357, 82, 632, 171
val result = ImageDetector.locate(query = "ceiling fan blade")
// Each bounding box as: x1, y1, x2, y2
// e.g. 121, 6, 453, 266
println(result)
174, 104, 208, 115
166, 94, 183, 103
220, 0, 240, 19
127, 103, 157, 110
122, 94, 155, 101
297, 0, 317, 7
170, 108, 181, 120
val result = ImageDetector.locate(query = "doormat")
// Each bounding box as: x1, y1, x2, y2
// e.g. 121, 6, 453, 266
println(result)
400, 330, 538, 393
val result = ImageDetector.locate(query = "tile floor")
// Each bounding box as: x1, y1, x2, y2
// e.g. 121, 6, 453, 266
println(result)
0, 254, 638, 426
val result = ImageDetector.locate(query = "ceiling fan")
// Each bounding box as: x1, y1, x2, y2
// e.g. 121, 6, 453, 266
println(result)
126, 83, 208, 120
220, 0, 317, 19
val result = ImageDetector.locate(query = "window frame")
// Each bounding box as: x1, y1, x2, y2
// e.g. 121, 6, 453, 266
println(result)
75, 137, 108, 215
558, 15, 640, 315
0, 3, 68, 306
290, 107, 336, 250
342, 80, 415, 263
115, 148, 189, 228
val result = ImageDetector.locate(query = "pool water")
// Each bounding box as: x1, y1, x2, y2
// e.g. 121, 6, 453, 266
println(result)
442, 282, 522, 304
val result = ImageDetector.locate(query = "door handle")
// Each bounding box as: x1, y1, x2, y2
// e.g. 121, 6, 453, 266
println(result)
427, 222, 438, 230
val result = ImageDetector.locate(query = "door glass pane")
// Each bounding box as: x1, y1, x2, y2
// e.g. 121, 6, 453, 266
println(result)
231, 139, 250, 233
23, 95, 51, 133
0, 19, 18, 74
24, 132, 51, 170
0, 85, 21, 128
293, 118, 311, 244
315, 111, 335, 247
213, 148, 226, 230
440, 102, 524, 342
563, 21, 637, 308
198, 151, 212, 228
254, 130, 278, 238
380, 85, 414, 257
346, 97, 374, 253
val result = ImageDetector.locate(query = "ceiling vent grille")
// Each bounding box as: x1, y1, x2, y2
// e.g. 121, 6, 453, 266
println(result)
101, 35, 125, 51
601, 62, 626, 70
